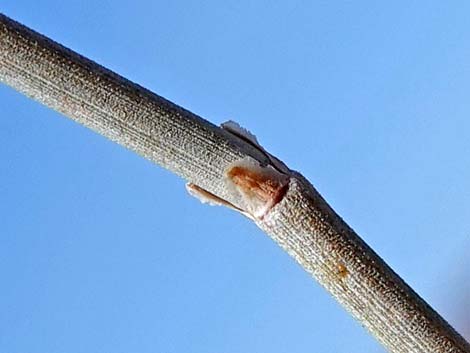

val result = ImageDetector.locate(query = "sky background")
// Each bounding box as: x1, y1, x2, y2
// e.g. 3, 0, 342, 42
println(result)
1, 1, 470, 352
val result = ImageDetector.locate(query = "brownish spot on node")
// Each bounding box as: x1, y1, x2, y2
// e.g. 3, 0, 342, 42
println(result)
337, 263, 348, 279
226, 161, 289, 219
228, 166, 287, 204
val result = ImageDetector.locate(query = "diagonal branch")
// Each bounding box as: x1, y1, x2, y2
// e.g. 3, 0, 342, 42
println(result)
1, 13, 469, 353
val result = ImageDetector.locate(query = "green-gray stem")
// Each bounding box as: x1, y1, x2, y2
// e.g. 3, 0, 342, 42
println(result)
1, 13, 468, 353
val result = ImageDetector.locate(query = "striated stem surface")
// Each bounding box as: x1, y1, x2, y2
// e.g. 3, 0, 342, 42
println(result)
1, 13, 469, 353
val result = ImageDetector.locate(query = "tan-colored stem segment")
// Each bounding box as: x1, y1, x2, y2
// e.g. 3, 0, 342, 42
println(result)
0, 13, 269, 211
258, 175, 470, 352
1, 13, 468, 353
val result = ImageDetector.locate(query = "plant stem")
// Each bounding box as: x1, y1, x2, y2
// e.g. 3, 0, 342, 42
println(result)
1, 13, 469, 353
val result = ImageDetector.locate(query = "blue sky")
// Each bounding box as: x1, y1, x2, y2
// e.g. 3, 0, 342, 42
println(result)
1, 2, 470, 352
